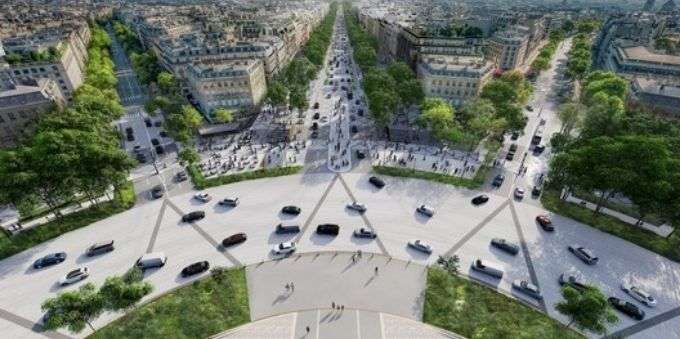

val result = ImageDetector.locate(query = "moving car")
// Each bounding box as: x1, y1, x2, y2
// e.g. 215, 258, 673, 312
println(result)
369, 176, 385, 188
356, 150, 366, 159
490, 238, 520, 255
182, 210, 205, 222
492, 174, 505, 187
313, 112, 320, 120
86, 241, 114, 257
568, 245, 599, 265
33, 252, 67, 269
621, 283, 657, 307
276, 221, 301, 234
218, 197, 239, 207
136, 252, 167, 270
514, 187, 525, 200
471, 259, 504, 278
416, 205, 435, 217
505, 151, 515, 161
59, 267, 89, 286
194, 193, 212, 203
609, 297, 646, 320
144, 118, 152, 127
155, 145, 165, 154
313, 102, 320, 109
181, 261, 209, 277
272, 242, 296, 255
558, 273, 589, 293
512, 280, 543, 300
471, 195, 489, 205
151, 138, 159, 146
151, 185, 164, 199
351, 125, 358, 134
316, 223, 340, 236
346, 202, 367, 213
281, 205, 301, 215
536, 215, 554, 231
353, 228, 377, 239
221, 233, 247, 247
408, 240, 433, 254
531, 185, 542, 197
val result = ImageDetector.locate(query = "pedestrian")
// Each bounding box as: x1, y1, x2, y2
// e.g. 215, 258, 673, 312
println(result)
291, 282, 295, 291
375, 266, 379, 274
285, 283, 290, 291
332, 301, 335, 309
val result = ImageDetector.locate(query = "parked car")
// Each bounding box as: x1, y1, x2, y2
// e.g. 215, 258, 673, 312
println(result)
568, 245, 599, 265
416, 205, 435, 217
276, 221, 301, 234
181, 261, 209, 277
159, 130, 168, 138
126, 133, 135, 142
514, 187, 525, 200
222, 233, 247, 247
281, 205, 301, 215
621, 283, 657, 307
154, 120, 162, 127
144, 118, 152, 127
151, 138, 160, 146
471, 259, 504, 278
353, 228, 377, 239
311, 122, 318, 130
511, 131, 519, 140
609, 297, 646, 320
509, 143, 518, 152
218, 197, 239, 207
272, 242, 296, 255
492, 174, 505, 187
490, 238, 520, 255
59, 267, 89, 286
346, 202, 367, 213
351, 125, 358, 134
151, 185, 164, 199
472, 195, 489, 205
136, 252, 167, 270
536, 215, 554, 231
33, 252, 67, 269
311, 131, 318, 139
407, 240, 433, 254
533, 144, 546, 155
182, 211, 205, 222
194, 193, 212, 203
175, 171, 188, 182
369, 176, 385, 188
86, 241, 114, 257
506, 151, 515, 161
531, 185, 542, 197
316, 223, 340, 236
155, 145, 165, 155
512, 280, 543, 300
313, 102, 320, 109
558, 273, 589, 293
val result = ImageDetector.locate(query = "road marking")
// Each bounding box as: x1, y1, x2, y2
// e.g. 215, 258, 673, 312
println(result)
356, 309, 361, 339
146, 199, 167, 253
165, 200, 244, 267
379, 312, 385, 339
315, 309, 321, 339
604, 305, 680, 339
444, 199, 511, 256
509, 201, 547, 312
0, 308, 72, 339
290, 312, 297, 339
337, 174, 389, 256
294, 174, 339, 243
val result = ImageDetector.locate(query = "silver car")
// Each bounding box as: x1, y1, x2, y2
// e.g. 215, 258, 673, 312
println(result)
621, 283, 657, 307
59, 267, 89, 286
346, 202, 367, 213
416, 205, 434, 217
194, 193, 212, 203
408, 239, 432, 254
272, 242, 296, 255
568, 245, 599, 265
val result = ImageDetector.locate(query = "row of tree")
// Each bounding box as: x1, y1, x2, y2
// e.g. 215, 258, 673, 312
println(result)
566, 33, 592, 80
531, 30, 565, 72
479, 71, 533, 132
0, 25, 135, 217
112, 20, 163, 85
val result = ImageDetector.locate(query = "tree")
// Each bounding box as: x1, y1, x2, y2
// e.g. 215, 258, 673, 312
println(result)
387, 61, 415, 84
555, 285, 617, 334
581, 92, 625, 139
99, 276, 153, 311
397, 79, 424, 107
562, 19, 575, 33
41, 283, 104, 333
213, 108, 235, 123
157, 72, 179, 95
179, 147, 201, 165
182, 105, 203, 132
267, 80, 289, 106
417, 98, 463, 144
354, 44, 377, 70
367, 89, 398, 126
289, 85, 308, 110
557, 102, 584, 135
583, 71, 628, 103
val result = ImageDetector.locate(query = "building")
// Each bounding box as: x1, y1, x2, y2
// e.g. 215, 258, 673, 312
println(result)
417, 55, 494, 106
605, 43, 680, 79
630, 77, 680, 116
186, 59, 267, 121
488, 29, 530, 70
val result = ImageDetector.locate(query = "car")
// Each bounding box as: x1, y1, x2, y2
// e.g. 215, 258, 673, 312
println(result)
151, 185, 164, 199
125, 127, 134, 135
346, 202, 367, 213
490, 238, 520, 255
505, 151, 515, 161
218, 197, 239, 207
408, 240, 433, 254
151, 138, 160, 146
533, 144, 546, 155
525, 105, 534, 112
511, 131, 519, 140
358, 109, 364, 116
221, 233, 247, 247
281, 205, 301, 215
182, 211, 205, 222
531, 185, 542, 197
175, 171, 188, 182
311, 122, 318, 131
313, 102, 320, 109
568, 245, 599, 265
144, 118, 152, 127
353, 228, 377, 239
558, 273, 590, 293
514, 188, 525, 200
160, 130, 168, 138
181, 261, 209, 277
351, 125, 358, 134
313, 112, 320, 120
512, 280, 543, 300
471, 195, 489, 205
416, 205, 435, 217
509, 143, 518, 152
133, 145, 143, 153
156, 145, 165, 155
609, 297, 645, 320
59, 267, 89, 286
136, 154, 147, 163
316, 223, 340, 236
369, 176, 385, 188
535, 215, 554, 231
492, 174, 505, 187
621, 283, 657, 307
33, 252, 67, 269
272, 242, 296, 255
126, 133, 135, 142
194, 193, 212, 203
276, 221, 301, 234
86, 240, 114, 256
356, 150, 366, 159
471, 259, 504, 278
136, 252, 167, 270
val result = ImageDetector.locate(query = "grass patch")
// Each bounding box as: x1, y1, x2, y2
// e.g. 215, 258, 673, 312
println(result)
424, 268, 583, 339
541, 188, 680, 262
90, 267, 250, 339
0, 182, 136, 260
373, 165, 487, 189
188, 165, 302, 190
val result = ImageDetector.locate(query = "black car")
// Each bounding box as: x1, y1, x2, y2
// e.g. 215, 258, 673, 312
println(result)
33, 252, 67, 269
311, 131, 319, 139
155, 145, 165, 154
182, 211, 205, 222
313, 112, 320, 120
511, 131, 519, 140
506, 151, 515, 161
151, 185, 164, 199
86, 240, 115, 256
492, 174, 505, 187
533, 145, 546, 155
222, 233, 247, 247
154, 121, 162, 127
175, 171, 188, 182
353, 228, 377, 239
316, 223, 339, 236
369, 176, 385, 188
532, 185, 542, 197
472, 195, 489, 205
125, 127, 134, 135
126, 133, 135, 142
313, 102, 320, 109
311, 122, 318, 131
490, 238, 520, 255
609, 297, 645, 320
281, 205, 301, 215
159, 130, 168, 138
181, 261, 210, 277
151, 138, 160, 146
356, 150, 366, 159
358, 109, 364, 116
144, 118, 152, 127
351, 125, 358, 134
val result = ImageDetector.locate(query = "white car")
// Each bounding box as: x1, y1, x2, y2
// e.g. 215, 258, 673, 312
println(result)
272, 242, 296, 255
416, 205, 435, 217
346, 202, 367, 213
59, 267, 89, 286
621, 283, 657, 307
514, 187, 525, 200
194, 193, 212, 203
408, 240, 433, 254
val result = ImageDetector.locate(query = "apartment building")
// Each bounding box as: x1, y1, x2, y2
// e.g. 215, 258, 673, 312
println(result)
487, 29, 530, 70
417, 55, 494, 106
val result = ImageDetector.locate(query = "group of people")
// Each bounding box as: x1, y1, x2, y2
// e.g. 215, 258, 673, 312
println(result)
367, 141, 482, 178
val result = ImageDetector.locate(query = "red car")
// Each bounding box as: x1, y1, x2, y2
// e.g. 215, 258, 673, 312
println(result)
536, 215, 554, 231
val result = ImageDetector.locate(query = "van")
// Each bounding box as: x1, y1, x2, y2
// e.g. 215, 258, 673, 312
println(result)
136, 252, 167, 270
471, 259, 504, 278
276, 221, 301, 234
316, 223, 340, 236
86, 240, 115, 256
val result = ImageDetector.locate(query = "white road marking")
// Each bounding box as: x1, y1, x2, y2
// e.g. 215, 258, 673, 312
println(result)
356, 309, 361, 339
291, 312, 297, 339
379, 312, 385, 339
316, 309, 321, 339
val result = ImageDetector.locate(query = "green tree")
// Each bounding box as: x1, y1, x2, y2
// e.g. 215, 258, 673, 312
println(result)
555, 286, 617, 334
583, 71, 628, 103
353, 45, 377, 70
557, 102, 584, 135
289, 85, 308, 110
213, 108, 235, 123
387, 61, 415, 83
367, 89, 398, 126
41, 283, 104, 333
398, 79, 424, 107
157, 72, 179, 95
182, 105, 204, 132
417, 98, 463, 144
267, 80, 289, 106
581, 92, 625, 139
99, 276, 153, 311
562, 20, 575, 33
178, 147, 201, 165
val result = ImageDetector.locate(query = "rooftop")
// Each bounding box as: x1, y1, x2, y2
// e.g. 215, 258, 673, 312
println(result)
621, 46, 680, 66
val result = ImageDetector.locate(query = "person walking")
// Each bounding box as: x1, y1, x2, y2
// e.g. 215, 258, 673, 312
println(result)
375, 266, 379, 275
291, 282, 295, 292
332, 301, 335, 309
306, 326, 310, 333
